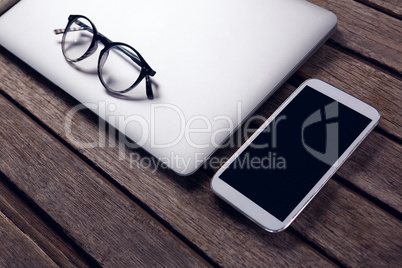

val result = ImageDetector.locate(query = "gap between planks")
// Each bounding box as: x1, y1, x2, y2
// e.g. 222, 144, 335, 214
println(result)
309, 0, 402, 76
0, 95, 211, 267
0, 49, 398, 266
354, 0, 402, 19
0, 80, 398, 268
0, 79, 339, 267
0, 171, 95, 267
0, 209, 59, 267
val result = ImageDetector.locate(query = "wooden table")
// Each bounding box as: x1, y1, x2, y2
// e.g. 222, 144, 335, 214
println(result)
0, 1, 401, 267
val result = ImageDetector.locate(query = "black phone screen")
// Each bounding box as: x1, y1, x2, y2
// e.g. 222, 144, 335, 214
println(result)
219, 86, 372, 221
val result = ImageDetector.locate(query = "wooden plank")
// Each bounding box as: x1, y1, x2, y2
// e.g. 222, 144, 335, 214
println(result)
0, 58, 336, 266
356, 0, 402, 18
1, 42, 400, 266
297, 44, 402, 140
22, 79, 399, 266
293, 179, 402, 268
336, 131, 402, 213
0, 210, 58, 268
0, 2, 399, 266
310, 0, 402, 74
0, 96, 209, 267
6, 60, 400, 267
0, 177, 91, 268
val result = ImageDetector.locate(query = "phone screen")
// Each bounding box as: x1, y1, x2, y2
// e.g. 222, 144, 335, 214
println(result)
219, 86, 372, 221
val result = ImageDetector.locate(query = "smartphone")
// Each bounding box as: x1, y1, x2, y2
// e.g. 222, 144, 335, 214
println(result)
211, 79, 380, 232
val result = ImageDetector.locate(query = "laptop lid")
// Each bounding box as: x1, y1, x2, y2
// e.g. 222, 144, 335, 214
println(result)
0, 0, 337, 175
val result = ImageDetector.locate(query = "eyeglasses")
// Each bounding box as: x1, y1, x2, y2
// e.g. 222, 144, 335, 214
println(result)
54, 15, 156, 99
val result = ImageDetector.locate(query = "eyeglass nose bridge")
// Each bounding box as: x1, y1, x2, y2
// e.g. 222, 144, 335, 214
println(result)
98, 47, 109, 69
84, 41, 99, 59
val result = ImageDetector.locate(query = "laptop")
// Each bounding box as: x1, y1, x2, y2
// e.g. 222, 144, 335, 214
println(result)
0, 0, 337, 175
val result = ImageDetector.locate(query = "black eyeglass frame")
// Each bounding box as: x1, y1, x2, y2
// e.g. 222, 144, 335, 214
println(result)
57, 14, 156, 99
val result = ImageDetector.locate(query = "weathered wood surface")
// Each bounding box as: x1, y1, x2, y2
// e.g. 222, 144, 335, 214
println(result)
0, 95, 208, 267
0, 84, 335, 265
1, 47, 401, 267
357, 0, 402, 18
0, 177, 90, 267
0, 0, 401, 267
0, 210, 58, 268
310, 0, 402, 75
293, 179, 402, 267
298, 45, 402, 140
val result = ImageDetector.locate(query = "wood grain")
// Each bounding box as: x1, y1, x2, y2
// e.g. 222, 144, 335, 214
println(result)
0, 96, 209, 267
0, 57, 336, 266
0, 1, 400, 266
0, 210, 58, 268
0, 177, 91, 267
335, 131, 402, 213
293, 179, 402, 268
2, 57, 400, 267
310, 0, 402, 74
356, 0, 402, 18
0, 41, 400, 265
297, 44, 402, 140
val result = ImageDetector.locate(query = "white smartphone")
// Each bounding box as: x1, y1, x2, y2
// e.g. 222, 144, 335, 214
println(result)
211, 79, 380, 232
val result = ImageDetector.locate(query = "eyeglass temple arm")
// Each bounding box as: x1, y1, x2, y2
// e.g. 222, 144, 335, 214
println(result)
54, 27, 83, 34
145, 76, 154, 99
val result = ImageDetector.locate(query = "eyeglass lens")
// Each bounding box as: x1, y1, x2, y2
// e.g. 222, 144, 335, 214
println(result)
62, 17, 94, 61
62, 17, 144, 93
99, 45, 143, 93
